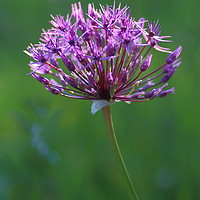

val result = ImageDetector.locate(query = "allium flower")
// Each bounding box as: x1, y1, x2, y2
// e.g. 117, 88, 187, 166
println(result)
25, 3, 182, 200
25, 2, 182, 114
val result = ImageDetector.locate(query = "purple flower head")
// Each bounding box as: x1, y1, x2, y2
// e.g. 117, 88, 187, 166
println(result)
25, 2, 182, 114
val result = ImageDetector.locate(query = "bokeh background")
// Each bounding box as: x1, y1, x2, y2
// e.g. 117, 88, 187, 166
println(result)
0, 0, 199, 199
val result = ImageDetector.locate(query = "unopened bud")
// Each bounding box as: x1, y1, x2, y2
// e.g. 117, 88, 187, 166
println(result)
161, 70, 175, 83
163, 58, 181, 73
50, 58, 58, 67
61, 55, 75, 71
145, 90, 156, 99
159, 87, 175, 97
131, 91, 145, 99
32, 73, 50, 85
121, 68, 128, 83
166, 46, 182, 64
145, 84, 168, 99
63, 75, 78, 89
140, 54, 152, 71
44, 86, 60, 95
107, 72, 114, 85
107, 43, 117, 56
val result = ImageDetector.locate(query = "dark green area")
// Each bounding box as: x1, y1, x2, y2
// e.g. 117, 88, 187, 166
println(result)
0, 0, 199, 199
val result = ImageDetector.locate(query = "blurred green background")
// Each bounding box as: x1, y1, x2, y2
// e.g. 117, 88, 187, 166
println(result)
0, 0, 199, 199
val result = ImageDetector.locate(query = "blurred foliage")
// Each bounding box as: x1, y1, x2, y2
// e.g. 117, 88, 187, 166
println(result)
0, 0, 199, 199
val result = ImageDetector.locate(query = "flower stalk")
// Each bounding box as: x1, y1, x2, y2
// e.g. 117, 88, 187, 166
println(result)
102, 105, 139, 200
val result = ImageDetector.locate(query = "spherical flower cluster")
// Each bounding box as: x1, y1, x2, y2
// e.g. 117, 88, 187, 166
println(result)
25, 2, 182, 114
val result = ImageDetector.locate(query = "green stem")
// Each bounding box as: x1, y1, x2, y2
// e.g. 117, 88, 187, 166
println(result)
102, 105, 139, 200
